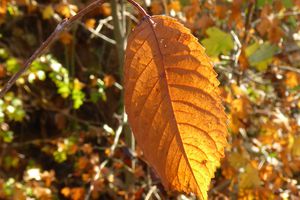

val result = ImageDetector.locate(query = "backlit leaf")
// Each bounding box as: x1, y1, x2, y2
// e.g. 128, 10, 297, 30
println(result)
124, 16, 227, 199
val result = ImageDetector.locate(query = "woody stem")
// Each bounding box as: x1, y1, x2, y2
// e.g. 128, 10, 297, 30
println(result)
127, 0, 150, 18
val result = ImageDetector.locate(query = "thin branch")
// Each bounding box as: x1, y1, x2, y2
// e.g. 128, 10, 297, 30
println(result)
79, 22, 116, 44
93, 16, 114, 37
84, 159, 109, 200
231, 30, 242, 67
0, 0, 105, 98
145, 185, 158, 200
127, 0, 150, 18
243, 1, 255, 45
277, 65, 300, 74
252, 11, 300, 27
111, 0, 126, 70
125, 11, 139, 23
208, 180, 231, 195
109, 121, 124, 156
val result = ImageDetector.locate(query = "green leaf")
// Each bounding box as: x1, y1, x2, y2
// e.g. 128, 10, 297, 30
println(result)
283, 0, 293, 8
72, 89, 85, 109
1, 130, 14, 143
6, 58, 20, 73
0, 48, 9, 59
289, 85, 300, 93
201, 27, 234, 57
31, 60, 47, 71
3, 178, 15, 196
53, 151, 67, 163
71, 79, 85, 109
179, 0, 189, 7
245, 42, 260, 57
11, 98, 22, 107
288, 16, 297, 28
7, 4, 20, 16
42, 5, 54, 19
90, 90, 101, 103
57, 83, 70, 98
0, 111, 4, 123
247, 42, 278, 71
2, 93, 25, 122
13, 109, 25, 121
36, 70, 46, 81
256, 0, 272, 8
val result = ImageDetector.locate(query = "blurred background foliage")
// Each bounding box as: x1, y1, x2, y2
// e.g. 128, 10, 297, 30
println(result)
0, 0, 300, 199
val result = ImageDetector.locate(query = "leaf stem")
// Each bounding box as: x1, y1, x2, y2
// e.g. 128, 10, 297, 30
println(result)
126, 0, 150, 18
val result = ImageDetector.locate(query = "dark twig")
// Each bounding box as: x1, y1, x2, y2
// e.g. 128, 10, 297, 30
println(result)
243, 1, 255, 45
0, 0, 105, 98
208, 180, 231, 196
278, 65, 300, 74
127, 0, 150, 18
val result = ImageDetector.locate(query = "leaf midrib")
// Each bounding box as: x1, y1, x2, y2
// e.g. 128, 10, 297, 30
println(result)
146, 16, 204, 198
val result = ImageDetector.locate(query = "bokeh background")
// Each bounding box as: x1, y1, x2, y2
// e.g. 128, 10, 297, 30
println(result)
0, 0, 300, 199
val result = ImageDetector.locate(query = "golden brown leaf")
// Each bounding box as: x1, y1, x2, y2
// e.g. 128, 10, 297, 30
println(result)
228, 113, 244, 134
168, 0, 181, 12
228, 152, 248, 170
124, 16, 227, 199
85, 18, 96, 29
0, 0, 6, 24
59, 32, 73, 45
239, 164, 261, 190
183, 0, 199, 24
228, 0, 243, 29
214, 5, 227, 20
55, 3, 78, 18
99, 3, 111, 16
42, 5, 54, 20
61, 187, 71, 198
231, 96, 250, 119
0, 0, 6, 14
292, 136, 300, 157
150, 1, 163, 15
196, 14, 214, 33
103, 74, 116, 87
296, 0, 300, 8
71, 187, 85, 200
285, 71, 300, 88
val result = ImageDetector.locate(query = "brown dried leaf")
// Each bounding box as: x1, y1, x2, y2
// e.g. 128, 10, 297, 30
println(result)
59, 32, 73, 45
196, 14, 214, 33
239, 164, 261, 190
99, 3, 111, 16
124, 16, 227, 199
150, 1, 163, 15
85, 18, 96, 29
285, 71, 300, 88
214, 5, 227, 20
168, 0, 181, 12
104, 74, 116, 87
61, 187, 71, 198
70, 187, 84, 200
